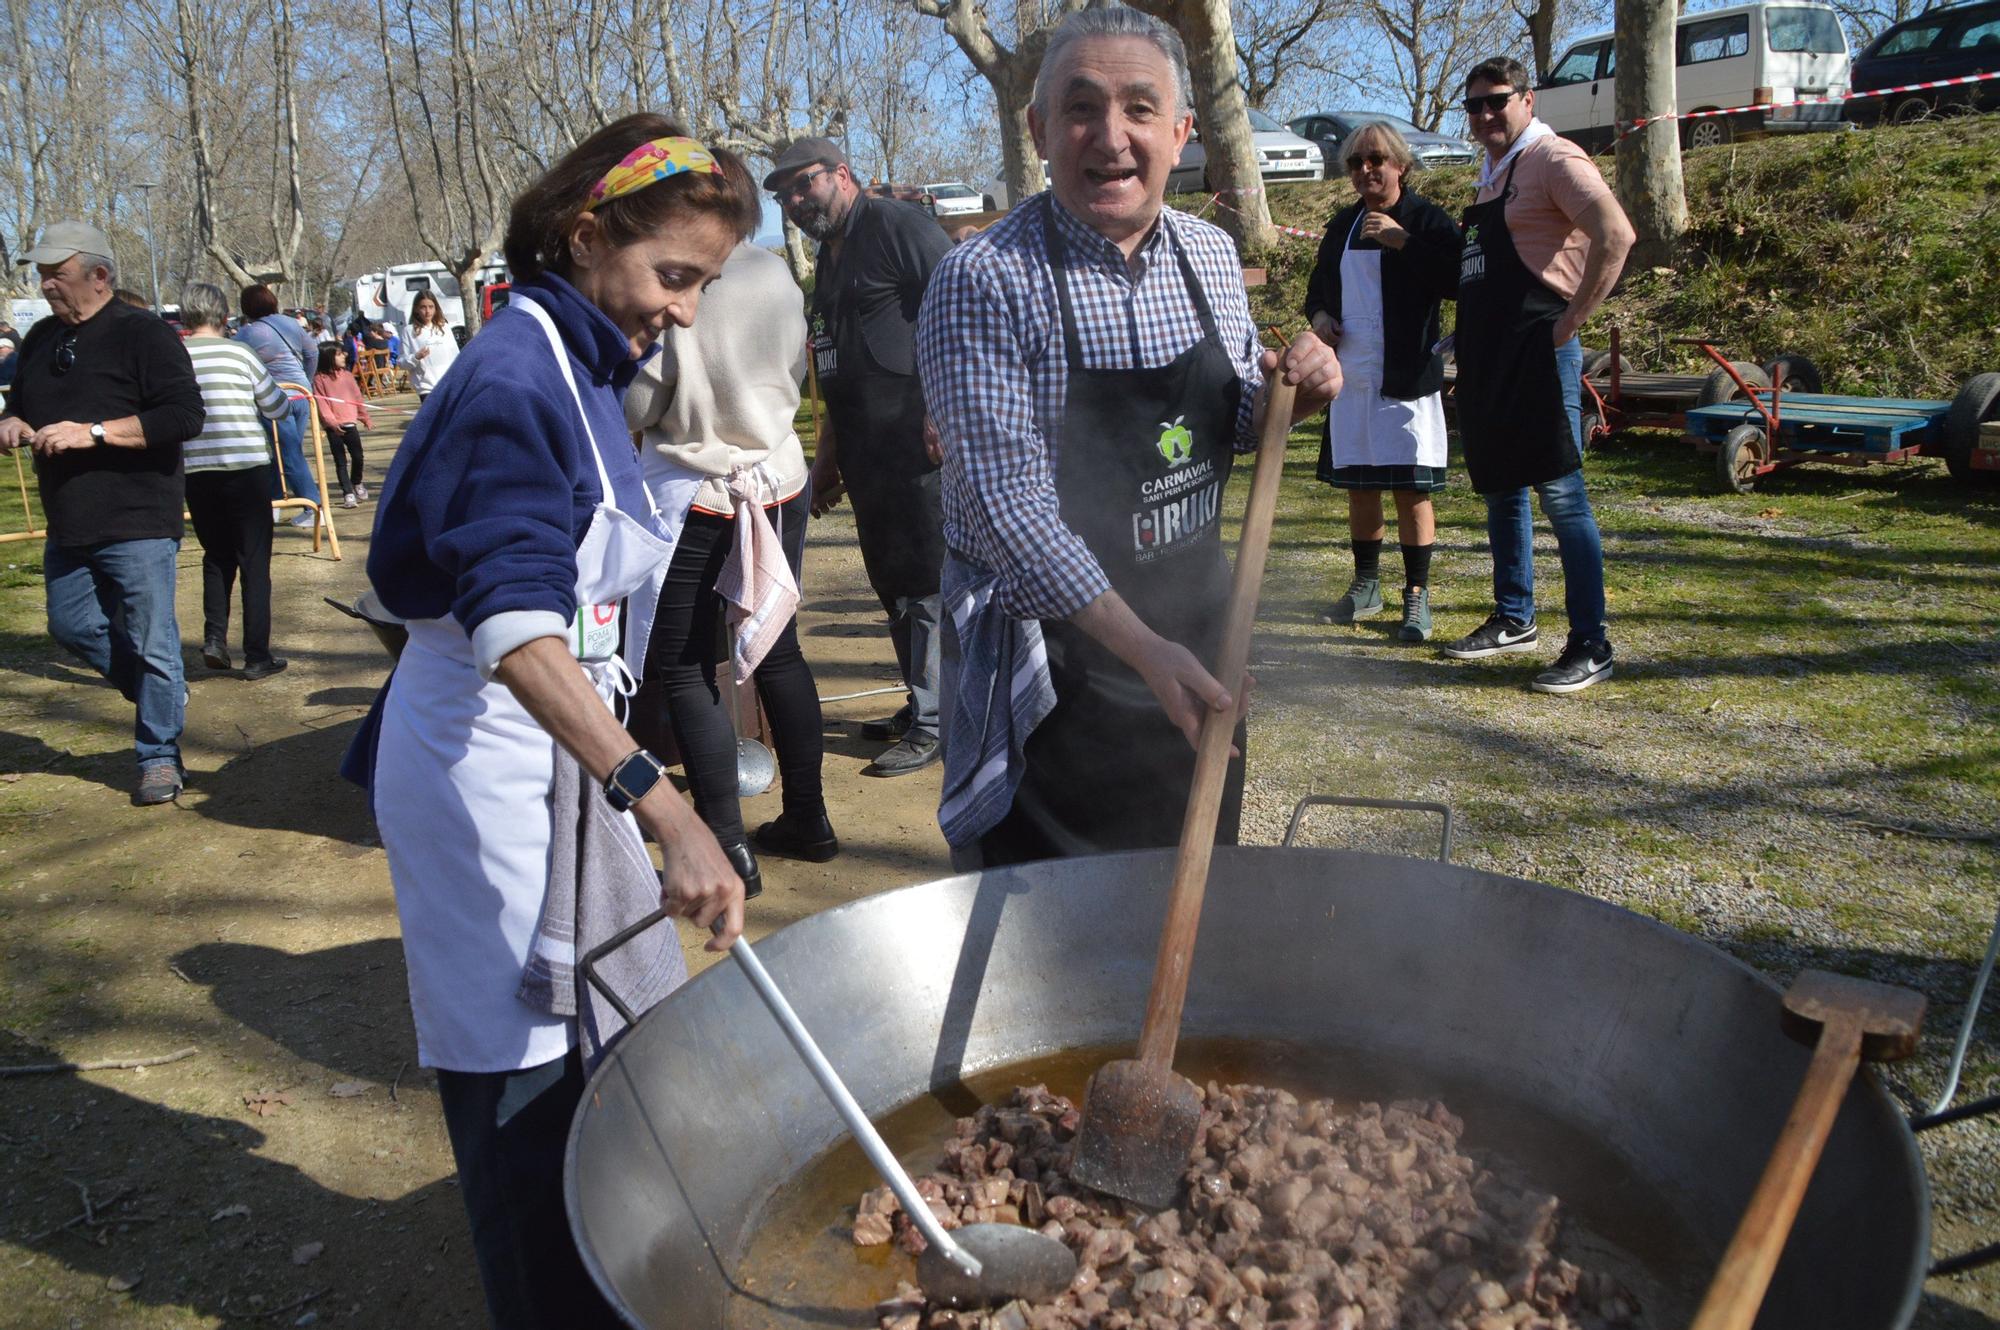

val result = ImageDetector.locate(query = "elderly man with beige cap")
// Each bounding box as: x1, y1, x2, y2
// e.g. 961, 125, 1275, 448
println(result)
0, 221, 205, 804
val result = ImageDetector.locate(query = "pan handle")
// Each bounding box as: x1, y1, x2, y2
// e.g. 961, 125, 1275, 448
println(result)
578, 906, 674, 1027
1283, 795, 1454, 863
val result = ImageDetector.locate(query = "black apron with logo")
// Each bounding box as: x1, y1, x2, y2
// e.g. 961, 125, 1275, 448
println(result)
975, 204, 1247, 866
811, 231, 945, 603
1454, 155, 1579, 495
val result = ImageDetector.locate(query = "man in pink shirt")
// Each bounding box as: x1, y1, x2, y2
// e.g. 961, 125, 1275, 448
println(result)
1443, 55, 1634, 695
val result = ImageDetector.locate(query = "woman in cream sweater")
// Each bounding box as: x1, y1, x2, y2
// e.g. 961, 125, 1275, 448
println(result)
626, 241, 833, 891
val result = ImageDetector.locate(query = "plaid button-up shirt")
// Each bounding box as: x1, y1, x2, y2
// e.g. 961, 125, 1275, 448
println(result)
915, 194, 1264, 622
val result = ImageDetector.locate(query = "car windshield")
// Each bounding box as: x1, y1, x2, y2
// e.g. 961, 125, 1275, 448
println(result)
1246, 108, 1287, 132
1337, 110, 1428, 136
1767, 6, 1844, 52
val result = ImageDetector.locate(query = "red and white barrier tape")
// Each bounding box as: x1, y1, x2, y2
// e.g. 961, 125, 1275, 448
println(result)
1617, 67, 2000, 136
1205, 191, 1329, 242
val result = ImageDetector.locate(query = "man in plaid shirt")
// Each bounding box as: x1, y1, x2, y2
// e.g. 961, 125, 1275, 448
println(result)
916, 4, 1341, 868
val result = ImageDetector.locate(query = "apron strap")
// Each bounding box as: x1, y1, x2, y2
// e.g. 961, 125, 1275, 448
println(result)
517, 296, 639, 515
1042, 199, 1223, 372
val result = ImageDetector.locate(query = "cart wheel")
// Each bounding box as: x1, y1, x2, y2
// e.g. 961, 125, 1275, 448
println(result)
1695, 361, 1771, 408
1761, 353, 1823, 395
1579, 408, 1611, 451
1942, 372, 2000, 486
1582, 350, 1637, 381
1717, 424, 1765, 494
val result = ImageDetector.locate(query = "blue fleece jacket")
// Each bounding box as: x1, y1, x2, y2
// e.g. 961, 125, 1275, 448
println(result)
365, 273, 655, 674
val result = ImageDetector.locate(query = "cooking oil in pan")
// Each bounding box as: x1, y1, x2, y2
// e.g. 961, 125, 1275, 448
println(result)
725, 1037, 1707, 1328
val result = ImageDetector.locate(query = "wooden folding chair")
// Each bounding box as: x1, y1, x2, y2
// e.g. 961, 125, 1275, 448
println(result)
273, 381, 341, 560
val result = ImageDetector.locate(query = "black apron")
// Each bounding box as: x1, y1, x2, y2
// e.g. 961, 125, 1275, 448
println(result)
811, 250, 945, 603
976, 204, 1247, 866
1453, 155, 1579, 495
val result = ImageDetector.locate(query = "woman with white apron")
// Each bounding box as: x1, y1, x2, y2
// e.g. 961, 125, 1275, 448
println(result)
341, 119, 759, 1329
1303, 121, 1464, 642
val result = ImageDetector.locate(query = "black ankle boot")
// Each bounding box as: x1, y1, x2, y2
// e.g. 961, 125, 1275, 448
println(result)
721, 839, 763, 899
753, 809, 840, 862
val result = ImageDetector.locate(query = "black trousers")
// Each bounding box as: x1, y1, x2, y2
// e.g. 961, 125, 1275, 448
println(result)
184, 464, 276, 663
435, 1048, 622, 1330
327, 424, 364, 496
641, 489, 822, 843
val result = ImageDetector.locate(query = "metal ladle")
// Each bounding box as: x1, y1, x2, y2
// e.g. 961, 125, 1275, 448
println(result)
581, 910, 1078, 1308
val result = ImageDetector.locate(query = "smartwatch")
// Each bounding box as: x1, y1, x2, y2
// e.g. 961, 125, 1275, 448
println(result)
604, 749, 667, 813
89, 422, 106, 444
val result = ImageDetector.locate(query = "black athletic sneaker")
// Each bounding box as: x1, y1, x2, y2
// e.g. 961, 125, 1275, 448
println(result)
1441, 612, 1538, 659
1531, 637, 1614, 694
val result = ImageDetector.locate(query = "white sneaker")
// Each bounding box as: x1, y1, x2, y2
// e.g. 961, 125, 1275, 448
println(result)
272, 506, 286, 525
342, 493, 359, 509
290, 509, 317, 528
354, 484, 369, 501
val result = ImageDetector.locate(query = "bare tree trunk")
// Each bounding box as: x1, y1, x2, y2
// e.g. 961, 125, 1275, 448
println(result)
911, 0, 1078, 204
782, 216, 813, 285
1513, 0, 1561, 84
1130, 0, 1274, 252
1613, 0, 1687, 268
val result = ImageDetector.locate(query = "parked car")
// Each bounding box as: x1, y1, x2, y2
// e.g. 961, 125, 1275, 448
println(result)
922, 182, 996, 217
1288, 110, 1478, 176
1536, 1, 1853, 151
1166, 107, 1323, 193
1850, 0, 2000, 124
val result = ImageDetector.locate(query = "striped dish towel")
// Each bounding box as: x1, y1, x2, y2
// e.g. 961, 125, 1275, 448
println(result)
938, 552, 1056, 848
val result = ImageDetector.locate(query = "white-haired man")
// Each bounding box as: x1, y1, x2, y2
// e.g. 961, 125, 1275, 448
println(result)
916, 4, 1341, 867
0, 222, 205, 804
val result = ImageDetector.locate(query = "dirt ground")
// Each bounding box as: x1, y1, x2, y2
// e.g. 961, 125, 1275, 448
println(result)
2, 395, 1997, 1328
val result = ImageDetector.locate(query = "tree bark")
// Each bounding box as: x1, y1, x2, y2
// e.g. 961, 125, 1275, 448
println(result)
1613, 0, 1688, 269
1131, 0, 1274, 252
1513, 0, 1561, 84
910, 0, 1077, 205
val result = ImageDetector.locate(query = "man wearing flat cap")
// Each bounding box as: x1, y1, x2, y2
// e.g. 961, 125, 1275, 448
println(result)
765, 137, 951, 781
0, 221, 205, 805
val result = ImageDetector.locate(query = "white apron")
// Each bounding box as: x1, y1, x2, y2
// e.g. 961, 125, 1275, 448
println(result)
374, 298, 674, 1073
1327, 210, 1448, 472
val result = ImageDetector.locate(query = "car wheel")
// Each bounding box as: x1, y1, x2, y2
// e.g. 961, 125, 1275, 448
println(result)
1942, 372, 2000, 486
1684, 115, 1733, 149
1890, 94, 1932, 123
1695, 361, 1770, 408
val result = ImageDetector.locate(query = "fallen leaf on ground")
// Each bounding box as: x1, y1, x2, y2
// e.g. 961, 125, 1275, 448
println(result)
328, 1081, 374, 1099
1758, 507, 1784, 518
106, 1273, 142, 1292
292, 1241, 324, 1266
211, 1204, 251, 1222
244, 1090, 296, 1117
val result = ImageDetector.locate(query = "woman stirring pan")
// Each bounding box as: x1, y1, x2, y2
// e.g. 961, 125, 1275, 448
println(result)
1304, 121, 1462, 642
343, 116, 752, 1329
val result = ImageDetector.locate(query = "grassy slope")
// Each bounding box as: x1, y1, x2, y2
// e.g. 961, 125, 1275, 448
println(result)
1240, 116, 2000, 397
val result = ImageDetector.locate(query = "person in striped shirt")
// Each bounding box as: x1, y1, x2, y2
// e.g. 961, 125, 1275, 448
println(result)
181, 282, 292, 679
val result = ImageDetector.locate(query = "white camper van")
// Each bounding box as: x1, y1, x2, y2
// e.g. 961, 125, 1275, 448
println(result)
1535, 2, 1852, 152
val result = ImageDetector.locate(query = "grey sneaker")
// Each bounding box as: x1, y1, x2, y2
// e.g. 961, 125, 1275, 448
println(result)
1318, 578, 1383, 625
1397, 587, 1433, 642
136, 763, 182, 806
1531, 637, 1614, 694
866, 731, 940, 778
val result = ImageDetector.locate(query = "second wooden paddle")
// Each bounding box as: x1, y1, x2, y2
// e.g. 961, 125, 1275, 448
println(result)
1067, 372, 1300, 1210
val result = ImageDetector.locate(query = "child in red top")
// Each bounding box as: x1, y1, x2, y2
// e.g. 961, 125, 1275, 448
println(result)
315, 343, 374, 507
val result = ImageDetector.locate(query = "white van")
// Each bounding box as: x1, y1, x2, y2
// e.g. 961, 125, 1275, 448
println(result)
1535, 2, 1852, 152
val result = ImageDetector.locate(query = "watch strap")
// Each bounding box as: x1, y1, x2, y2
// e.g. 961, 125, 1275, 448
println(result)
604, 749, 666, 813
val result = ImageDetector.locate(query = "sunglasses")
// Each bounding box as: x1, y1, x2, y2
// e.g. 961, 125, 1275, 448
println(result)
773, 166, 831, 202
1345, 151, 1391, 172
53, 333, 78, 377
1462, 90, 1520, 116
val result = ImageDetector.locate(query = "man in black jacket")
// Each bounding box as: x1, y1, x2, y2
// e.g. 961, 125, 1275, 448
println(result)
767, 137, 951, 779
0, 222, 205, 804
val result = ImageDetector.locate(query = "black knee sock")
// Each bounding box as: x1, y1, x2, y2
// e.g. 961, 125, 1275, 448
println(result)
1351, 538, 1383, 583
1401, 542, 1433, 589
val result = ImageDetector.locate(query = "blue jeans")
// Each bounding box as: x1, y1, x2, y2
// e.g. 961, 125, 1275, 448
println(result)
44, 537, 186, 768
1481, 339, 1608, 645
264, 396, 321, 506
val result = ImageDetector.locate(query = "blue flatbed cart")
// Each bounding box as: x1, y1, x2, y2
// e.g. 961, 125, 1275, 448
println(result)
1681, 358, 2000, 493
